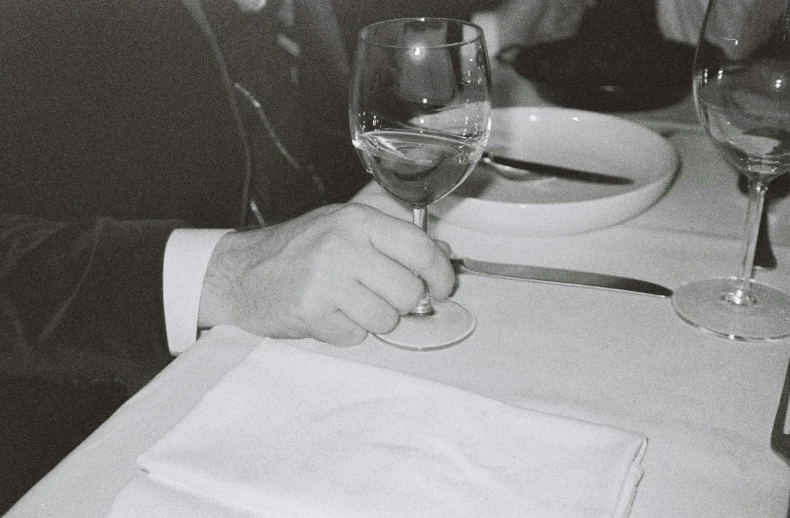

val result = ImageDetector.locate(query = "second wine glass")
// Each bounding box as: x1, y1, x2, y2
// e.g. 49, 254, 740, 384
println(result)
671, 0, 790, 340
349, 18, 492, 350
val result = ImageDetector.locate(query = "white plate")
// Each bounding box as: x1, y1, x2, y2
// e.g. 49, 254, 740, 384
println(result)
431, 107, 679, 236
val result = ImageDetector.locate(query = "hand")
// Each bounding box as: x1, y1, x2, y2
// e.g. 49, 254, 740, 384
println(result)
198, 203, 456, 346
496, 0, 592, 47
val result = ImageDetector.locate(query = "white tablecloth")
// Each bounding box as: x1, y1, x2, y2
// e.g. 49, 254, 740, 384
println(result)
106, 330, 648, 518
8, 70, 790, 517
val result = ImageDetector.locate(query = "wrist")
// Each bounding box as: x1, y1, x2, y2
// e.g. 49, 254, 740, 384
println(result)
198, 231, 245, 329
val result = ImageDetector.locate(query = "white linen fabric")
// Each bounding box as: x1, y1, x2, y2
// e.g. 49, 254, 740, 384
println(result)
107, 327, 647, 517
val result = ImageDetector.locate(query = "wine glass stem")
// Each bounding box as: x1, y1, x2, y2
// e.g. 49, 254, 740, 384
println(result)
412, 205, 435, 316
731, 177, 769, 305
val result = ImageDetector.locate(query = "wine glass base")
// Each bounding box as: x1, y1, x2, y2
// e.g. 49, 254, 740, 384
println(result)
376, 299, 475, 351
672, 277, 790, 341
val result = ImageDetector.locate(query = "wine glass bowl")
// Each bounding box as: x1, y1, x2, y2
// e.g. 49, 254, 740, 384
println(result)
349, 18, 492, 349
671, 0, 790, 340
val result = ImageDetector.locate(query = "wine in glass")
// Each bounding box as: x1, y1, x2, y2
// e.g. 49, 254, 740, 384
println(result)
672, 0, 790, 340
349, 18, 492, 350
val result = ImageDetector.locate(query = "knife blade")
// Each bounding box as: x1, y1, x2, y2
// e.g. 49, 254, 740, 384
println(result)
480, 152, 634, 185
452, 258, 672, 298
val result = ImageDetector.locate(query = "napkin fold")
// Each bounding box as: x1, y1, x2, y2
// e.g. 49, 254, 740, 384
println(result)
108, 329, 647, 517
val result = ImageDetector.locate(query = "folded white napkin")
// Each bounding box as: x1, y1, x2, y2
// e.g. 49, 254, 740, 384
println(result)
108, 330, 647, 518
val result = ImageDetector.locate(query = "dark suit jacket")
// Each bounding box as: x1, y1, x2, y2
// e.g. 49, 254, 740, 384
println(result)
0, 0, 366, 391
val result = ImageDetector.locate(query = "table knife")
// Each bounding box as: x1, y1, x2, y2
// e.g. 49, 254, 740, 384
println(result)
452, 258, 672, 298
480, 152, 634, 185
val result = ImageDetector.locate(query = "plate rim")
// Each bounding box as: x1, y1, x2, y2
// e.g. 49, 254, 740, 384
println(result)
432, 106, 680, 236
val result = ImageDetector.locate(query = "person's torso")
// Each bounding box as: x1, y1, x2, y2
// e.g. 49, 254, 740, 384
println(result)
0, 0, 249, 227
0, 0, 366, 228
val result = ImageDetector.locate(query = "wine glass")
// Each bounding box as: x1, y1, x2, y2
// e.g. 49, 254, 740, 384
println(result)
672, 0, 790, 340
349, 18, 492, 350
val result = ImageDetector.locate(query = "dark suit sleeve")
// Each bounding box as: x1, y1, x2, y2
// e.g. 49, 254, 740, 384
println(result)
0, 214, 183, 391
0, 1, 248, 392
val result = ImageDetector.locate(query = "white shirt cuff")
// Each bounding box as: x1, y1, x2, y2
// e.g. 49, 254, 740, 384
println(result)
163, 228, 233, 355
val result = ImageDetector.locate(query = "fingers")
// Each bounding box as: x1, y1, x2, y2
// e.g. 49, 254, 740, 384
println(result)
354, 252, 426, 314
434, 240, 452, 258
306, 310, 369, 347
365, 212, 455, 301
497, 0, 588, 47
300, 203, 455, 303
336, 281, 400, 334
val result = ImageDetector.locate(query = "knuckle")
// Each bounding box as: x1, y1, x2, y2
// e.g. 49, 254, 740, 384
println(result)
333, 202, 372, 224
312, 234, 347, 259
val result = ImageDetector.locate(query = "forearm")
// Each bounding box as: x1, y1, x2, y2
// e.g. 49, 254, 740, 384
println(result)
0, 214, 180, 391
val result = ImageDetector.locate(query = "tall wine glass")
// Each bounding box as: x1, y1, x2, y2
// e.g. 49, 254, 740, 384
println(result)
349, 18, 492, 350
672, 0, 790, 340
